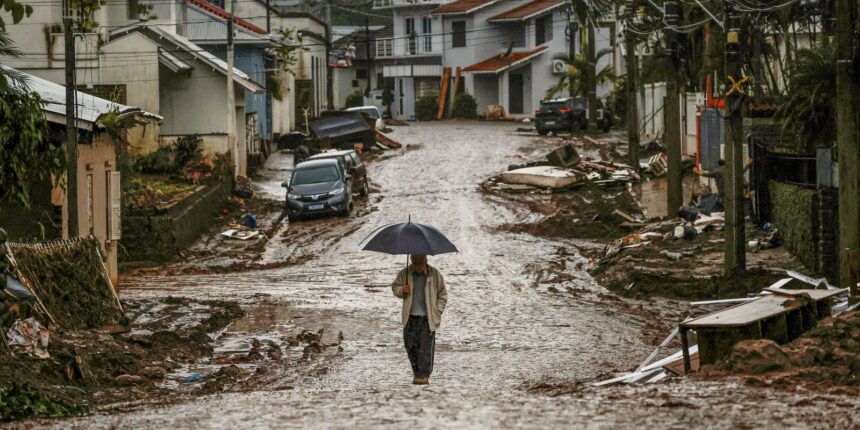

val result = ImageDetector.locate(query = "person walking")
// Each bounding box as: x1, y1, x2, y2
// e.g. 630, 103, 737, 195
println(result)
391, 254, 447, 385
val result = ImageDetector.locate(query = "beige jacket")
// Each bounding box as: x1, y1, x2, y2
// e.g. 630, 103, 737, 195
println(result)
391, 265, 447, 332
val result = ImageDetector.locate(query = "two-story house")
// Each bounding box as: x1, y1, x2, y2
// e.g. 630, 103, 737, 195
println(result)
372, 0, 446, 119
434, 0, 569, 116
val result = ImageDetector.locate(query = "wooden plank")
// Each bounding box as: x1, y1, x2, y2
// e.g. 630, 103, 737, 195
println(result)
681, 295, 813, 328
437, 67, 451, 120
450, 67, 462, 111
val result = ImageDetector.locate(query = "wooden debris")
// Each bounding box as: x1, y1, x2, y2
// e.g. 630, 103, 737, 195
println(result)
375, 131, 402, 149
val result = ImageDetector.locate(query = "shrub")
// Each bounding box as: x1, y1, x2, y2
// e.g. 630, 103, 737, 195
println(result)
450, 92, 478, 119
345, 90, 363, 109
415, 96, 437, 121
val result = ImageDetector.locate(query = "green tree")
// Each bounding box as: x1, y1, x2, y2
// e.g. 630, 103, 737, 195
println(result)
414, 96, 437, 121
774, 44, 836, 149
450, 92, 478, 119
345, 90, 363, 109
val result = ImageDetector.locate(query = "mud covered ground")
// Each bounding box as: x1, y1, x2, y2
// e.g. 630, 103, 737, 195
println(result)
486, 129, 808, 302
20, 122, 860, 428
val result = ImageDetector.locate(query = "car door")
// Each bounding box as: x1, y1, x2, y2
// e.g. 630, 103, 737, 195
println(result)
350, 152, 367, 188
342, 154, 358, 193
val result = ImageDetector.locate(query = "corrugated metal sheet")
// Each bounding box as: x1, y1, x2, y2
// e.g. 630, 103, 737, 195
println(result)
158, 48, 192, 72
383, 64, 443, 77
2, 65, 162, 130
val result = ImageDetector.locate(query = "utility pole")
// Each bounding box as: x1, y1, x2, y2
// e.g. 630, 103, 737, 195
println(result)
836, 0, 859, 293
266, 0, 271, 33
568, 11, 577, 98
227, 0, 239, 179
723, 2, 746, 279
63, 2, 78, 237
587, 22, 597, 129
365, 16, 372, 97
625, 29, 639, 170
664, 0, 683, 216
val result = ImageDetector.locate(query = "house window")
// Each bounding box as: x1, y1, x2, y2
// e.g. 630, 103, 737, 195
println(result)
452, 21, 466, 48
422, 16, 432, 52
356, 68, 368, 79
536, 15, 553, 45
406, 17, 417, 54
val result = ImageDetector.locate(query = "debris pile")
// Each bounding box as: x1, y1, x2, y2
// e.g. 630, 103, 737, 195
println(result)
5, 238, 125, 330
595, 272, 854, 390
485, 143, 642, 193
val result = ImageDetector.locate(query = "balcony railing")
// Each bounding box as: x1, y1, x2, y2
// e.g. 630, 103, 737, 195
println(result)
376, 38, 393, 57
373, 0, 449, 9
375, 36, 437, 57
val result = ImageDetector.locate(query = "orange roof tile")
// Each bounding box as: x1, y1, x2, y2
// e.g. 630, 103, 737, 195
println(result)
432, 0, 498, 15
488, 0, 566, 22
462, 46, 547, 73
190, 0, 268, 35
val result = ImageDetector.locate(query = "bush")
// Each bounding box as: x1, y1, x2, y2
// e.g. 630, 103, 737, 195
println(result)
450, 92, 478, 119
415, 96, 437, 121
345, 90, 363, 109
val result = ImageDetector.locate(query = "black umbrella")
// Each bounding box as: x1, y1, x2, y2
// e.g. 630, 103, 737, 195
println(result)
360, 218, 458, 267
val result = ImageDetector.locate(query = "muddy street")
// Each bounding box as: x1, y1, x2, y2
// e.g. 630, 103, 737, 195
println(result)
37, 123, 859, 428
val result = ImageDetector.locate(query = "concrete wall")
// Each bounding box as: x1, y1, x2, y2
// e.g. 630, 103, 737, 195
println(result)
68, 134, 119, 285
122, 175, 231, 262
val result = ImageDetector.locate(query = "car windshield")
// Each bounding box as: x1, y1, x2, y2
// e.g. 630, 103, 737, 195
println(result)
292, 166, 340, 185
360, 108, 379, 119
541, 101, 567, 109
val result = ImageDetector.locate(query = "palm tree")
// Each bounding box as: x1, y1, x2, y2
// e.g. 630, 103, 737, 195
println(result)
0, 29, 29, 92
774, 43, 836, 149
546, 49, 618, 100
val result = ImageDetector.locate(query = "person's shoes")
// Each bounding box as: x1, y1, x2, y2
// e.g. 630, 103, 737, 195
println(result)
413, 377, 429, 385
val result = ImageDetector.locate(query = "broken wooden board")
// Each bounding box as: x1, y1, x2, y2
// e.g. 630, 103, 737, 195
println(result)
375, 131, 402, 149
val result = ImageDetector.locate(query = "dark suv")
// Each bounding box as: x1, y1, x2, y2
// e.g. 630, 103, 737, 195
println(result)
307, 149, 369, 197
535, 97, 587, 135
281, 159, 353, 220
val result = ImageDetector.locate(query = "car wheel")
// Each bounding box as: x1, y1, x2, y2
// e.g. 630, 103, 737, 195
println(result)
360, 178, 369, 197
537, 128, 548, 136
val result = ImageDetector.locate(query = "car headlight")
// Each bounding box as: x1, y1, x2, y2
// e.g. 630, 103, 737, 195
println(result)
330, 187, 344, 196
287, 193, 301, 200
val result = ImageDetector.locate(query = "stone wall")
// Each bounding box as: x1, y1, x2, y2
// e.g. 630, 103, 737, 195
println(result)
769, 181, 819, 272
121, 176, 231, 262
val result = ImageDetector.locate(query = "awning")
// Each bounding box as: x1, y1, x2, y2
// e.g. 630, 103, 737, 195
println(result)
462, 46, 547, 74
158, 48, 192, 73
488, 0, 567, 23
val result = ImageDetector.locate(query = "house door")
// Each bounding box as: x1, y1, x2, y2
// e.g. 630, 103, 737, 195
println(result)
294, 80, 313, 132
509, 73, 524, 114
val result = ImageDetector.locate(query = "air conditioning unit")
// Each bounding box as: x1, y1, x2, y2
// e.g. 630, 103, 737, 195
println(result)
551, 59, 567, 75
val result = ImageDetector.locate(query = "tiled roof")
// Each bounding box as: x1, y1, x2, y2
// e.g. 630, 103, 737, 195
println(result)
186, 3, 270, 43
432, 0, 498, 15
488, 0, 567, 22
462, 46, 547, 73
190, 0, 268, 34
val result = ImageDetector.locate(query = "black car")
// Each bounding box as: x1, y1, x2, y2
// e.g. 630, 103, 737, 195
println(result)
281, 159, 353, 220
535, 97, 587, 135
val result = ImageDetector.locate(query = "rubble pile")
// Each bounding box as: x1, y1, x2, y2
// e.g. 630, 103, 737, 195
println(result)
702, 310, 860, 390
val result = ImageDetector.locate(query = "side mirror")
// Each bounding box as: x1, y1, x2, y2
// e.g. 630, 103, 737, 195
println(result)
344, 174, 353, 182
348, 167, 356, 174
281, 181, 290, 188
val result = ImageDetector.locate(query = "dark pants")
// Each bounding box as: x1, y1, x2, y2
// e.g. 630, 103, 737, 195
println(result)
403, 316, 435, 378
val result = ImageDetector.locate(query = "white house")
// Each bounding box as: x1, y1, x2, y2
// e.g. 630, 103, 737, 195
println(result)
372, 0, 446, 119
373, 0, 622, 119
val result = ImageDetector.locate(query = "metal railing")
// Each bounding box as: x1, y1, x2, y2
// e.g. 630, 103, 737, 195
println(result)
373, 0, 448, 8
